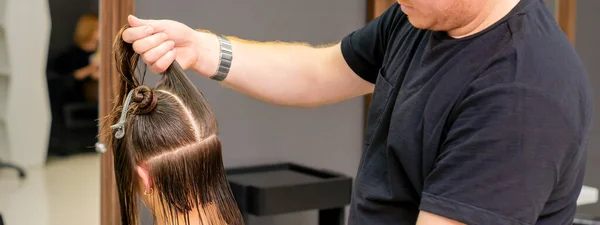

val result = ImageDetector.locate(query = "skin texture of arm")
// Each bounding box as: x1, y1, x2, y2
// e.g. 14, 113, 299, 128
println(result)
74, 64, 95, 80
122, 16, 374, 108
417, 211, 466, 225
209, 37, 375, 107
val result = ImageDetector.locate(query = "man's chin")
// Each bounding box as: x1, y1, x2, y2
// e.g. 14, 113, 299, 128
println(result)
406, 17, 431, 30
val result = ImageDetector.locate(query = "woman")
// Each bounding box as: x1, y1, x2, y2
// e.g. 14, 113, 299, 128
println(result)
53, 13, 100, 103
47, 14, 100, 156
100, 26, 243, 225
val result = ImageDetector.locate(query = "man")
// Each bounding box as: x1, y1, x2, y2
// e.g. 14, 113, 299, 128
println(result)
122, 0, 593, 224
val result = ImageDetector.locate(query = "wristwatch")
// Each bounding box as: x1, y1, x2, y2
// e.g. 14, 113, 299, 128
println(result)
210, 35, 233, 81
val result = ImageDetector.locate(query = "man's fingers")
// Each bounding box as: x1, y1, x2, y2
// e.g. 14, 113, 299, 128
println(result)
128, 15, 151, 27
132, 32, 169, 54
128, 15, 165, 32
124, 15, 177, 73
122, 25, 154, 43
150, 49, 176, 74
142, 40, 175, 64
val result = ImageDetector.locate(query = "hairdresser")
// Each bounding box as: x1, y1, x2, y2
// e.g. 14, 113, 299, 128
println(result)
122, 0, 593, 224
53, 14, 101, 103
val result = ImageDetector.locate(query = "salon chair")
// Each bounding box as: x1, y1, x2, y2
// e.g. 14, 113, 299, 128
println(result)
46, 64, 98, 156
0, 160, 26, 178
0, 157, 25, 225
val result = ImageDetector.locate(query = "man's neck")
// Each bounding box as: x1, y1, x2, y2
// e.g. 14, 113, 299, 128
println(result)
448, 0, 521, 38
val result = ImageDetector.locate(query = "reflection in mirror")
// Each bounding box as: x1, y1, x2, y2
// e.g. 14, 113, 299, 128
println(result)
0, 0, 101, 224
47, 12, 100, 157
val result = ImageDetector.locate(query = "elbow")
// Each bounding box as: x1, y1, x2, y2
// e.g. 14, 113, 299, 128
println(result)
295, 100, 324, 108
267, 46, 332, 108
289, 76, 324, 108
270, 81, 324, 108
300, 91, 328, 108
270, 91, 324, 108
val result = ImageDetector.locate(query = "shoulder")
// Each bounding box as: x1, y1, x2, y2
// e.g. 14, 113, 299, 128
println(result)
56, 45, 85, 59
503, 0, 589, 93
460, 64, 592, 142
340, 3, 416, 83
467, 1, 592, 118
456, 37, 592, 136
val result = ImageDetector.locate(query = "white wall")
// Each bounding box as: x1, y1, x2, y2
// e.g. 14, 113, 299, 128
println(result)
0, 0, 51, 167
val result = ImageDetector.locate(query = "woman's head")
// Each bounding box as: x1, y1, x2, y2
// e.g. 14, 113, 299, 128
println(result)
74, 14, 99, 51
100, 25, 243, 225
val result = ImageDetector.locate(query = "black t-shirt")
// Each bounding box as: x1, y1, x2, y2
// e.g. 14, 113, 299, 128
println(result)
341, 0, 593, 224
52, 45, 95, 103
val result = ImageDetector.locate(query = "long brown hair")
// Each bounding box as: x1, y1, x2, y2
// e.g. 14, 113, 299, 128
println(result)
100, 25, 243, 225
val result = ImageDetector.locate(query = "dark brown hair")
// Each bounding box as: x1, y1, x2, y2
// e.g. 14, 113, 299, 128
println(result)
100, 25, 243, 225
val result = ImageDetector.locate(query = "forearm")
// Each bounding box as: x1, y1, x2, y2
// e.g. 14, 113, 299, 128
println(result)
74, 65, 92, 80
416, 211, 465, 225
194, 32, 369, 107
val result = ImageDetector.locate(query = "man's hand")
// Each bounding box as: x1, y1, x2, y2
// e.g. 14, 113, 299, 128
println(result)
122, 15, 216, 75
121, 16, 373, 108
90, 65, 100, 80
90, 52, 100, 68
416, 211, 465, 225
74, 64, 95, 80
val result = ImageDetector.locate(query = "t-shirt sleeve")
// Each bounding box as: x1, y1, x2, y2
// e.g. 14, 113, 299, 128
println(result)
341, 3, 401, 84
420, 83, 581, 225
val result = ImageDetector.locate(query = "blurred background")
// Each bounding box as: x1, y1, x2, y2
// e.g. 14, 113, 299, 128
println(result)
0, 0, 598, 225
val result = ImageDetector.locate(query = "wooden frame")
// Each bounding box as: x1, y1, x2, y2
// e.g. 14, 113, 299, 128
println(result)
99, 0, 135, 225
556, 0, 577, 45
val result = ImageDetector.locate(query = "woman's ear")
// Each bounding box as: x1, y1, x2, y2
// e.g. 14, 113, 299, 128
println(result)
135, 165, 152, 193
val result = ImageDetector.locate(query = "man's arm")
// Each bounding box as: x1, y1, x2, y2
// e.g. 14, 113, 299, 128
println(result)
417, 211, 466, 225
196, 34, 374, 107
123, 13, 392, 108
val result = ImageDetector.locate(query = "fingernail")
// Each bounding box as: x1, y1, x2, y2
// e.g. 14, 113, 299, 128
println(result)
145, 27, 154, 34
168, 40, 175, 47
162, 33, 168, 39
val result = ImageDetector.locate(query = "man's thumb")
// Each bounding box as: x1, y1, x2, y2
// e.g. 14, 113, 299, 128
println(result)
128, 15, 151, 27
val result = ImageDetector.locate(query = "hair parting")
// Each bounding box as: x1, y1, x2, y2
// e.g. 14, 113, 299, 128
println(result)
100, 25, 243, 225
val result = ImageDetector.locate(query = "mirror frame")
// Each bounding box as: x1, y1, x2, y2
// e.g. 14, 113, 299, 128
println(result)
99, 0, 135, 224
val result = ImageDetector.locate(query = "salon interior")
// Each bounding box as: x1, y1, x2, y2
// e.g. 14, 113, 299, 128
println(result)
0, 0, 599, 224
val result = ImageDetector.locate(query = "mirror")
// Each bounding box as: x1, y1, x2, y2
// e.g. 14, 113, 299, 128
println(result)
0, 0, 101, 224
